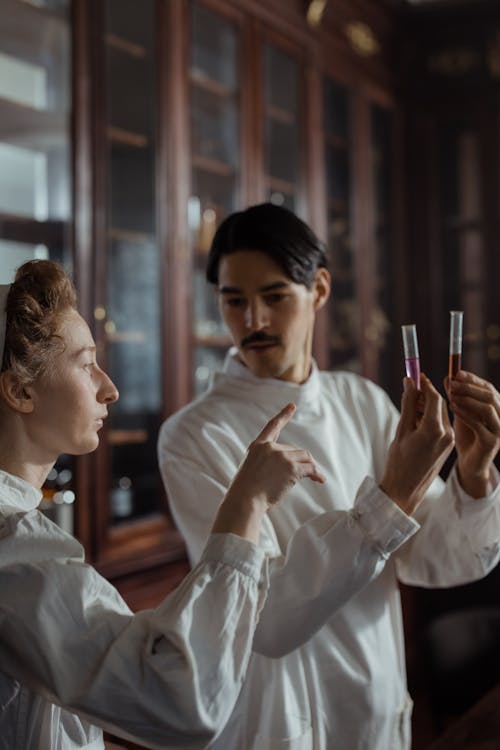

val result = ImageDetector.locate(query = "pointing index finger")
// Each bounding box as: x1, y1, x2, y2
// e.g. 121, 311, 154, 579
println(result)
255, 403, 296, 444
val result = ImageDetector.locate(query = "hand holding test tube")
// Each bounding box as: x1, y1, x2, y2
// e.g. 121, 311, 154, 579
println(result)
449, 310, 463, 379
401, 324, 421, 390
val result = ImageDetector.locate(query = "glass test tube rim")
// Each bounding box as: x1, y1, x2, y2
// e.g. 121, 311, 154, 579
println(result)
449, 310, 464, 355
401, 323, 419, 360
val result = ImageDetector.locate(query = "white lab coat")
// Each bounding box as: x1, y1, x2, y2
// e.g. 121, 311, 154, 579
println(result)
0, 469, 268, 750
158, 351, 500, 750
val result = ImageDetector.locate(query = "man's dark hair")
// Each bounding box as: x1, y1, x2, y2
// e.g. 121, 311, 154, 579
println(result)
206, 203, 328, 288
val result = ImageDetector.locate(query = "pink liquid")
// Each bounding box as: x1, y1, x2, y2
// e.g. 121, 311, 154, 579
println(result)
405, 357, 421, 389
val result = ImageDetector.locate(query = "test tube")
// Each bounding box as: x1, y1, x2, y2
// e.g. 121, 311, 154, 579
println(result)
401, 324, 421, 389
449, 310, 463, 379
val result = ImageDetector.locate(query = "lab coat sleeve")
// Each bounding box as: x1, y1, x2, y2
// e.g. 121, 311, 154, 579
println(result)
161, 432, 419, 658
394, 464, 500, 587
0, 512, 268, 750
253, 477, 419, 657
158, 420, 249, 567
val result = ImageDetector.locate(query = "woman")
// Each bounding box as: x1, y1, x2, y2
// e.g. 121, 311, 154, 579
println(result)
0, 260, 325, 750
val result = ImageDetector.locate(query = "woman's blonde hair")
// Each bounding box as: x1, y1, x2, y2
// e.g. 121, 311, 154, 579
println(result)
2, 260, 77, 384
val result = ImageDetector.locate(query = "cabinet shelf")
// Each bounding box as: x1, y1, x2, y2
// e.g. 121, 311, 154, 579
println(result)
107, 126, 148, 148
194, 334, 232, 348
444, 216, 482, 231
106, 331, 146, 343
265, 104, 296, 125
266, 175, 296, 195
0, 211, 65, 244
109, 227, 154, 244
0, 96, 67, 151
1, 0, 68, 68
108, 429, 148, 446
192, 153, 235, 177
105, 32, 146, 59
190, 68, 234, 98
328, 196, 349, 213
326, 132, 349, 149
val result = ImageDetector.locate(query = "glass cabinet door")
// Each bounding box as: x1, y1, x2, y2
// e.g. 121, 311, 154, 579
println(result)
323, 77, 360, 373
99, 0, 162, 525
0, 0, 72, 280
263, 42, 301, 211
0, 0, 73, 530
439, 126, 487, 377
371, 104, 395, 394
189, 1, 240, 396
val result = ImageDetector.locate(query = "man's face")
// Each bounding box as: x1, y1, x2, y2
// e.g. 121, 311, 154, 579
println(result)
217, 250, 328, 383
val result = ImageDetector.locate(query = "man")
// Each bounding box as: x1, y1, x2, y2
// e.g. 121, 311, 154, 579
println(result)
158, 203, 500, 750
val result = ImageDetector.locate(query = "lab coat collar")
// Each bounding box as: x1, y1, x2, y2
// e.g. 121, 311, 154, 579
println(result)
0, 470, 43, 511
217, 347, 322, 411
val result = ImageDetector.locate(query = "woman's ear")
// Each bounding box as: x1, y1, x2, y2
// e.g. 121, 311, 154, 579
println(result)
0, 371, 35, 413
313, 268, 331, 312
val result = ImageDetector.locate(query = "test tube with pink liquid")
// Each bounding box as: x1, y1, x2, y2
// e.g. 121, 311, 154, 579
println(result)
401, 324, 421, 390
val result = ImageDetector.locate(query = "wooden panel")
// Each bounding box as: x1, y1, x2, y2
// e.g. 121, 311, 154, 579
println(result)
426, 682, 500, 750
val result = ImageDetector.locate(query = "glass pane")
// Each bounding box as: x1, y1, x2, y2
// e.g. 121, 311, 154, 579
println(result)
190, 3, 239, 394
107, 239, 160, 412
194, 346, 227, 397
104, 0, 160, 524
266, 120, 297, 184
105, 0, 153, 48
191, 87, 239, 165
21, 0, 70, 11
0, 51, 47, 108
264, 44, 300, 211
0, 0, 73, 526
0, 144, 48, 218
0, 0, 71, 227
109, 144, 155, 234
439, 128, 486, 376
0, 239, 48, 282
324, 78, 359, 372
324, 78, 348, 139
326, 144, 349, 202
264, 45, 298, 113
191, 4, 237, 89
371, 105, 394, 391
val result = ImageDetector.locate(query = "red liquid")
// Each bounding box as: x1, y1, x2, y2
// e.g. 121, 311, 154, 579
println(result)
405, 357, 421, 389
449, 352, 461, 379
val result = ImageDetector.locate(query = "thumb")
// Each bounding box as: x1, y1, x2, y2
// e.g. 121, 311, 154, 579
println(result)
254, 403, 296, 444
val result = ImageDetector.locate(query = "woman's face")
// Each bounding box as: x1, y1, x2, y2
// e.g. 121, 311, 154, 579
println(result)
27, 308, 118, 459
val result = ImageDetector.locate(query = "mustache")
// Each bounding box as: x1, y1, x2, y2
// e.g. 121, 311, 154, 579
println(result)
241, 332, 281, 348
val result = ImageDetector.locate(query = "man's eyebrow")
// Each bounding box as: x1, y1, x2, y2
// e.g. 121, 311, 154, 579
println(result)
219, 281, 290, 294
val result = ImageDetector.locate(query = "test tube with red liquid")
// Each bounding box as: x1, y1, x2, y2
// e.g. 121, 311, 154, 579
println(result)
449, 310, 463, 379
401, 324, 421, 390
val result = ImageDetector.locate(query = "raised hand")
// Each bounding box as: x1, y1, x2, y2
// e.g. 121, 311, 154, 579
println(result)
211, 403, 326, 543
380, 375, 454, 516
446, 371, 500, 497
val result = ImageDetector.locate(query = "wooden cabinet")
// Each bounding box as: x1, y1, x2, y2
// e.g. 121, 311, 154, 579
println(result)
189, 1, 240, 393
0, 0, 76, 530
321, 78, 401, 398
73, 0, 188, 587
0, 0, 72, 277
5, 1, 500, 747
1, 0, 405, 599
402, 0, 500, 394
188, 2, 309, 393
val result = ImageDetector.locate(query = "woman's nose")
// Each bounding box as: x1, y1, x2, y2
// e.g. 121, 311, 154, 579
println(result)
98, 370, 119, 403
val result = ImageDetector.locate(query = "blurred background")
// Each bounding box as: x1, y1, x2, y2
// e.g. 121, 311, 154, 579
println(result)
0, 1, 498, 746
